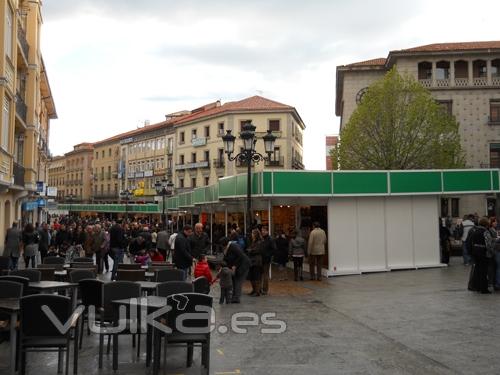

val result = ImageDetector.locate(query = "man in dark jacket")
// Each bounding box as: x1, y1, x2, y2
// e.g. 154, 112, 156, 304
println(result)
55, 224, 71, 251
156, 225, 170, 260
37, 222, 50, 261
260, 226, 276, 295
189, 222, 211, 258
174, 225, 194, 280
222, 237, 250, 303
4, 222, 22, 270
109, 221, 127, 280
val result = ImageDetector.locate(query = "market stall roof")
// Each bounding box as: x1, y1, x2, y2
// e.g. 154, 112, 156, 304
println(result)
57, 169, 500, 213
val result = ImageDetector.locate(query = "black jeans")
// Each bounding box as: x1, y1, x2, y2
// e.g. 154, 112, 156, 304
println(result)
232, 267, 249, 302
220, 287, 233, 304
293, 256, 304, 280
24, 256, 36, 268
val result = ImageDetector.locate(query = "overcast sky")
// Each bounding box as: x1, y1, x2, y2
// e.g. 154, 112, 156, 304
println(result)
42, 0, 500, 170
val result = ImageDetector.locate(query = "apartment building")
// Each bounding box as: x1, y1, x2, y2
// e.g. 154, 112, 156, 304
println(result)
0, 0, 56, 250
47, 155, 65, 200
63, 143, 93, 202
172, 96, 305, 191
336, 41, 500, 216
92, 138, 121, 202
325, 135, 339, 170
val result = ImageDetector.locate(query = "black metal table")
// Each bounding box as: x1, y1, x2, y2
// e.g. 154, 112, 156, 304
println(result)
0, 298, 20, 375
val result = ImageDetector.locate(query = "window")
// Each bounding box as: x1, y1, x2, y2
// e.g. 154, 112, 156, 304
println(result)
108, 148, 112, 157
180, 132, 185, 144
218, 148, 224, 161
108, 166, 111, 178
218, 122, 224, 135
192, 129, 197, 140
114, 183, 118, 192
205, 177, 210, 186
204, 150, 209, 161
5, 7, 13, 60
191, 178, 196, 188
100, 184, 104, 194
437, 100, 453, 116
490, 144, 500, 168
107, 184, 111, 193
1, 97, 10, 150
440, 198, 449, 217
102, 150, 105, 158
269, 120, 280, 132
240, 120, 252, 131
204, 126, 210, 138
179, 178, 184, 188
180, 154, 184, 164
490, 101, 500, 123
191, 152, 197, 163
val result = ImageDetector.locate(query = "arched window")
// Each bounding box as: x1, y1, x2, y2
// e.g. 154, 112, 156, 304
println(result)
418, 61, 432, 80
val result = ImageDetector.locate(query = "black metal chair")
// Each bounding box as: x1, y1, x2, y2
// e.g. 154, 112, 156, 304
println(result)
0, 275, 30, 296
38, 263, 64, 271
69, 270, 96, 283
116, 269, 146, 281
0, 256, 10, 274
10, 269, 41, 282
38, 268, 56, 281
192, 276, 210, 294
154, 293, 213, 374
19, 294, 82, 375
156, 281, 193, 297
70, 263, 97, 271
155, 268, 185, 282
99, 281, 142, 369
72, 257, 94, 264
78, 279, 104, 349
0, 280, 24, 325
117, 263, 142, 270
43, 256, 66, 266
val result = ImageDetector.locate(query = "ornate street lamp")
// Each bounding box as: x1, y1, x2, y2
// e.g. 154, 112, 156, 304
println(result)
120, 189, 132, 221
155, 177, 174, 226
222, 123, 276, 237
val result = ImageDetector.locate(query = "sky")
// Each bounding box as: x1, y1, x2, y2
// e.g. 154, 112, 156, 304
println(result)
42, 0, 500, 170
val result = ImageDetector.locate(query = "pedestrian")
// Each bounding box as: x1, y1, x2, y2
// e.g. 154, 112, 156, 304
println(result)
307, 222, 327, 281
247, 228, 264, 296
194, 254, 214, 284
168, 231, 178, 261
488, 217, 497, 288
215, 261, 233, 304
110, 220, 127, 280
173, 225, 194, 280
470, 217, 493, 294
22, 223, 39, 268
221, 236, 250, 304
156, 225, 169, 260
275, 230, 289, 281
289, 229, 307, 281
4, 222, 22, 270
37, 222, 50, 262
461, 215, 475, 265
92, 224, 106, 273
439, 218, 451, 265
189, 222, 211, 259
260, 226, 276, 295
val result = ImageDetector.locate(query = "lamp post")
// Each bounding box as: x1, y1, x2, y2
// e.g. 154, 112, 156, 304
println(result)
222, 123, 276, 237
120, 189, 132, 221
155, 178, 174, 226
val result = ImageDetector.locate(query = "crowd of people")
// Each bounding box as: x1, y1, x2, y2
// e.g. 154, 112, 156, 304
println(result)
3, 215, 328, 304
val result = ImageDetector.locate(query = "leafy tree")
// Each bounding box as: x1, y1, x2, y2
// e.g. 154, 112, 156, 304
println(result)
335, 68, 465, 170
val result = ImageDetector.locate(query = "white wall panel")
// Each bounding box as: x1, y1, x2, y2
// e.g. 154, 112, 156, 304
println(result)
412, 196, 440, 266
357, 197, 387, 272
385, 197, 415, 269
329, 199, 358, 274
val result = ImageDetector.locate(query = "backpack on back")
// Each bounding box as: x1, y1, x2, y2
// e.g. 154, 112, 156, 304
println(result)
468, 226, 487, 258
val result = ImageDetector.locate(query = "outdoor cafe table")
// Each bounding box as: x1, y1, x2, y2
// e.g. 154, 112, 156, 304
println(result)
0, 298, 19, 375
28, 281, 79, 308
111, 296, 168, 372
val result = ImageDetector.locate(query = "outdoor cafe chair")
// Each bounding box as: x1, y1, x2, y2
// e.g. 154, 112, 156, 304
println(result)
116, 269, 146, 281
38, 268, 56, 281
38, 263, 64, 271
0, 275, 30, 296
192, 276, 210, 294
78, 279, 104, 349
154, 293, 213, 374
72, 257, 94, 264
69, 270, 96, 284
43, 256, 66, 266
156, 281, 193, 297
19, 294, 82, 375
117, 263, 142, 270
154, 269, 184, 282
98, 281, 142, 369
0, 256, 10, 274
10, 269, 41, 283
0, 280, 23, 327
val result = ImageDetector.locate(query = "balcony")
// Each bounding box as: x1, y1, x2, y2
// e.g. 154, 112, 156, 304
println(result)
17, 21, 29, 62
292, 158, 305, 170
213, 159, 225, 169
174, 161, 209, 170
488, 116, 500, 126
13, 162, 24, 187
236, 159, 255, 168
15, 93, 27, 123
265, 156, 284, 167
93, 193, 118, 200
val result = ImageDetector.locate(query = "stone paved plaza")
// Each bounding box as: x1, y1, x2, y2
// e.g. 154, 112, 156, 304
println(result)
2, 257, 500, 375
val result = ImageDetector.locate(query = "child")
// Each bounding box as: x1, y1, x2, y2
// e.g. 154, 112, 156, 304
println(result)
194, 254, 213, 284
134, 248, 151, 266
149, 248, 165, 262
214, 262, 233, 304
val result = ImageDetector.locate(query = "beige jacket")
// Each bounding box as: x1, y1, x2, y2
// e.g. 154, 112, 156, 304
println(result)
307, 227, 327, 255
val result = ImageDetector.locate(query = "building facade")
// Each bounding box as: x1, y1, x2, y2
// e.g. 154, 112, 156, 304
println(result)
92, 138, 121, 202
172, 96, 305, 192
63, 143, 93, 203
47, 155, 65, 200
336, 41, 500, 217
325, 135, 339, 170
0, 0, 56, 251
